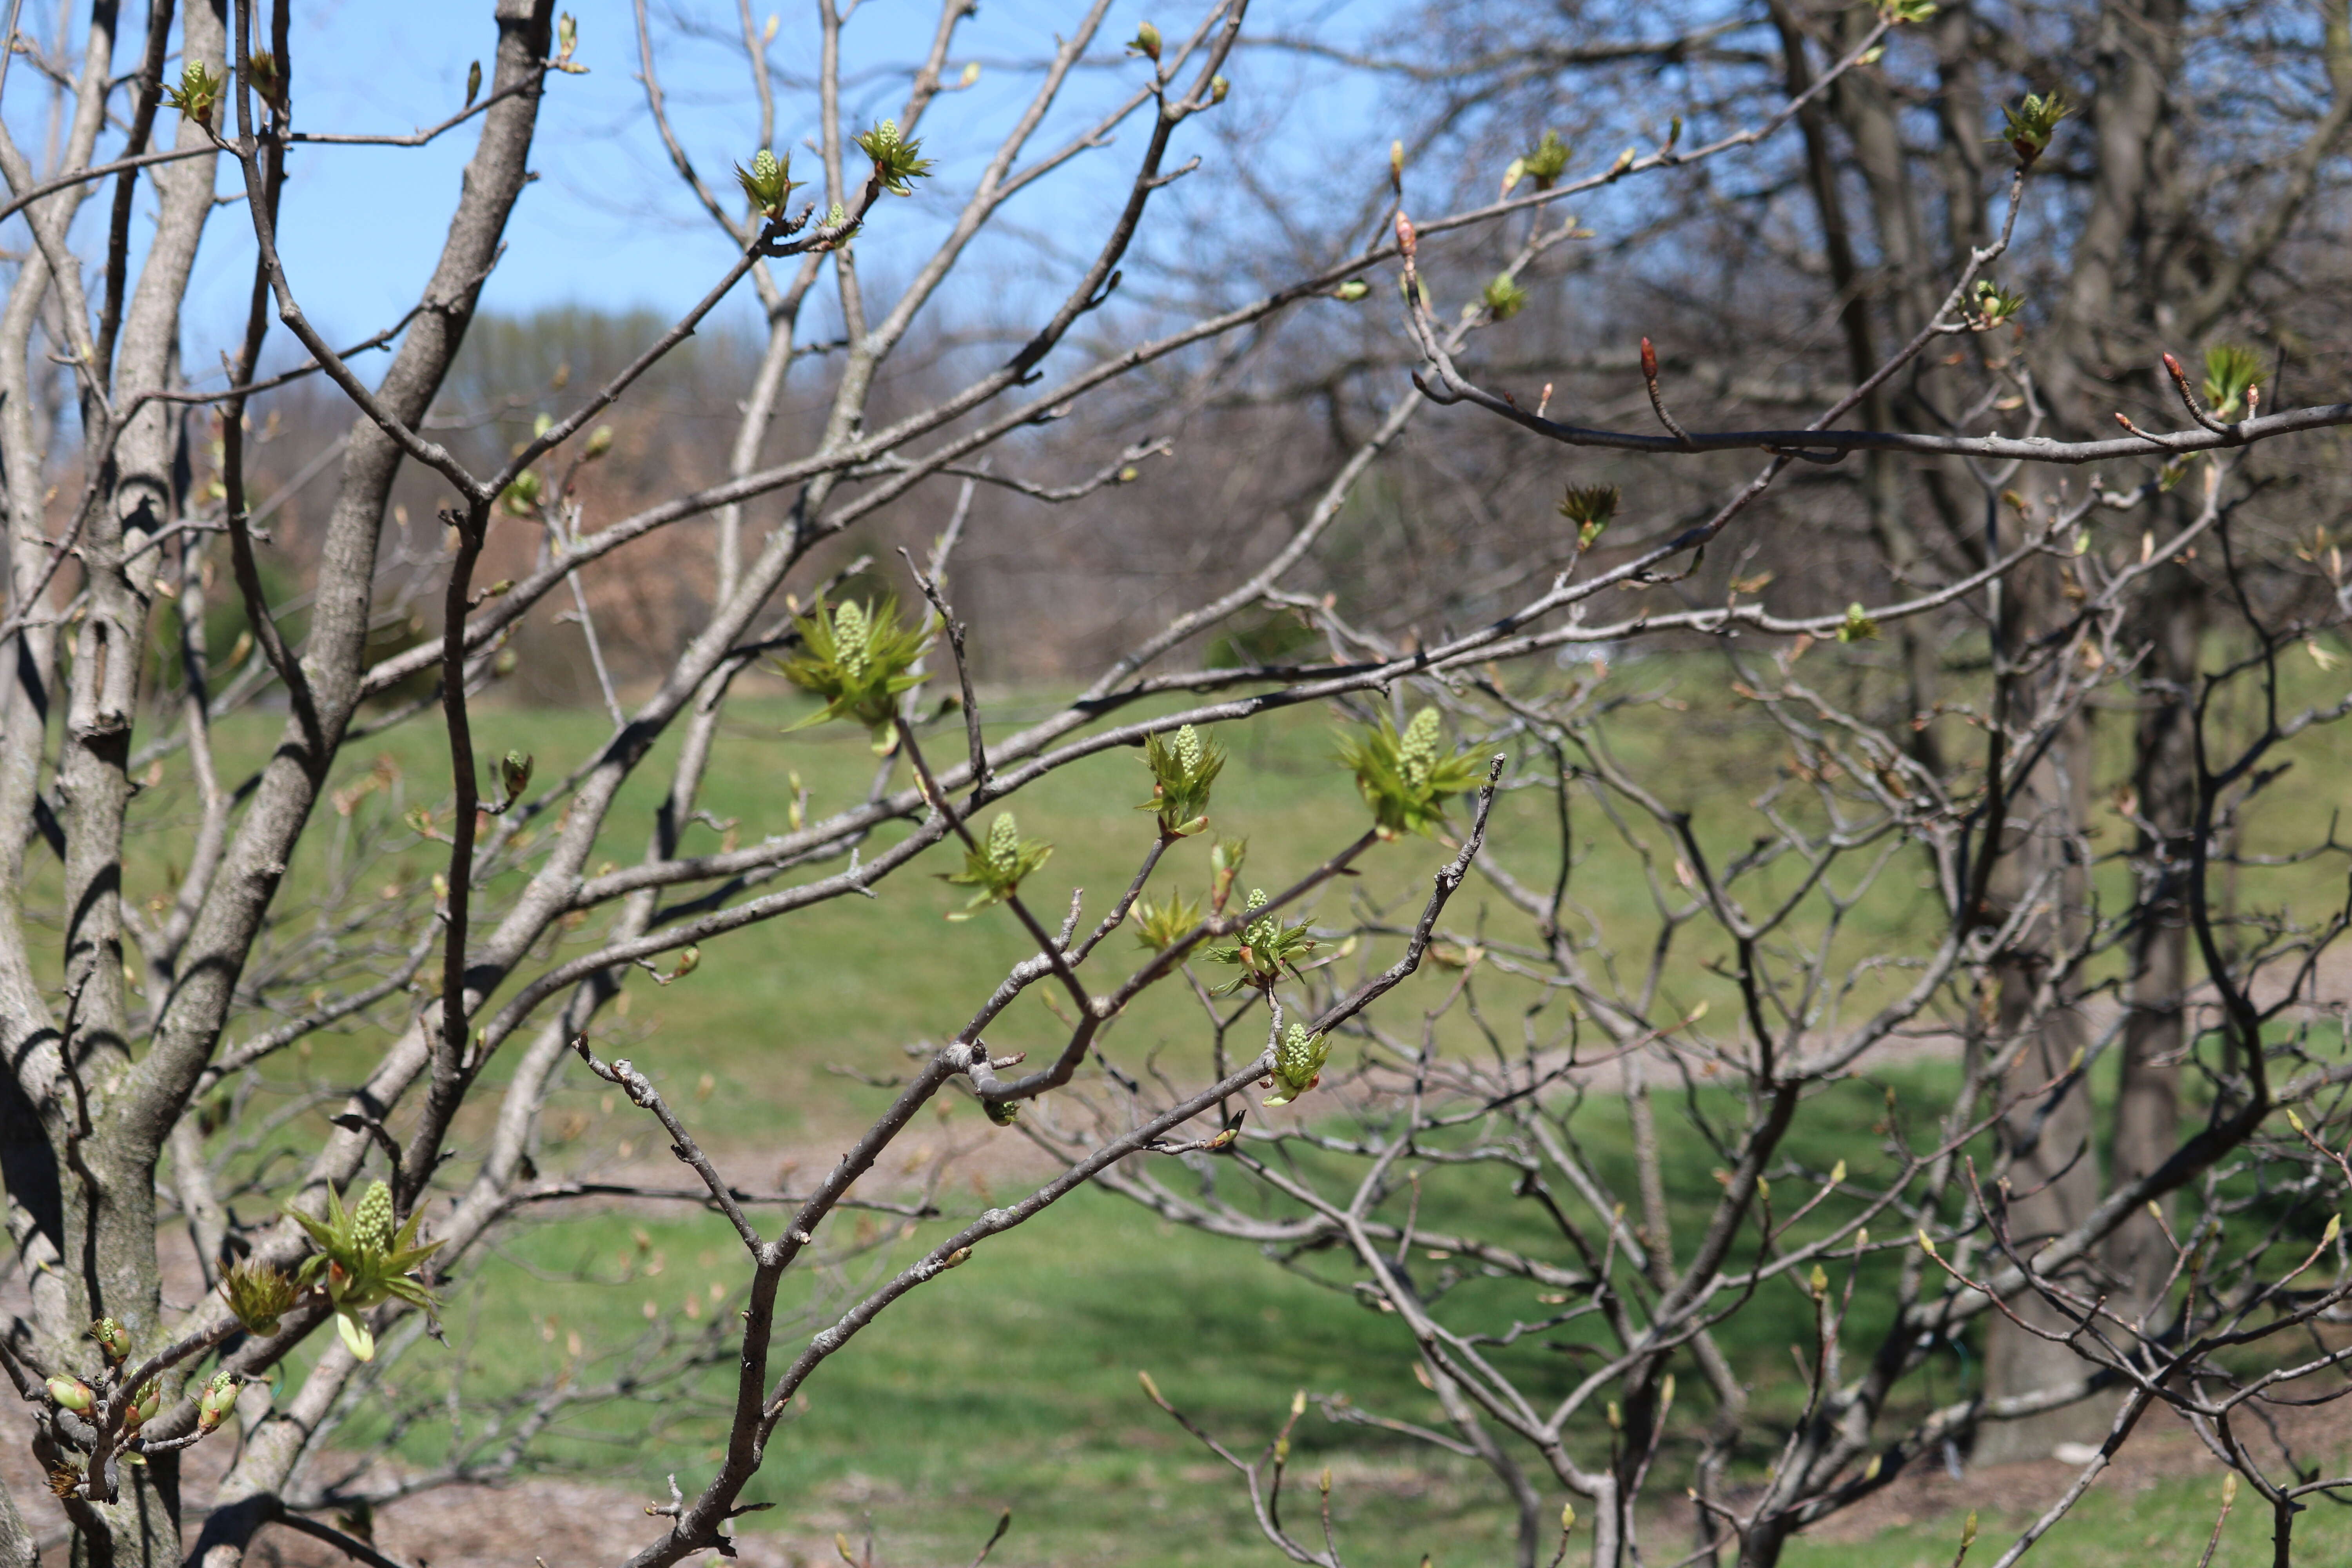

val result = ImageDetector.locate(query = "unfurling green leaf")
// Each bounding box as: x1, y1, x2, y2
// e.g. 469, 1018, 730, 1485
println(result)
247, 49, 286, 109
1339, 707, 1485, 839
1998, 91, 2069, 165
1132, 890, 1202, 951
1837, 602, 1880, 643
1206, 888, 1318, 993
221, 1259, 300, 1336
777, 595, 935, 741
1333, 278, 1371, 302
1517, 128, 1571, 192
464, 60, 482, 108
1209, 835, 1246, 911
1128, 20, 1162, 62
1879, 0, 1937, 21
1140, 723, 1225, 836
552, 13, 586, 73
2201, 344, 2263, 419
289, 1179, 446, 1363
1558, 484, 1619, 550
166, 60, 225, 129
856, 119, 935, 196
501, 467, 544, 516
1263, 1022, 1330, 1106
1482, 274, 1530, 321
943, 812, 1053, 918
1970, 279, 2027, 328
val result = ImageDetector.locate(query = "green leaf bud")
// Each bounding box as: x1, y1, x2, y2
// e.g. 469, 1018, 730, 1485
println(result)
1998, 91, 2069, 166
1139, 723, 1224, 836
943, 813, 1053, 918
499, 749, 533, 806
1132, 891, 1201, 951
1263, 1022, 1330, 1106
165, 60, 224, 130
1482, 274, 1529, 321
2201, 343, 2263, 419
1519, 129, 1571, 191
125, 1381, 161, 1429
778, 595, 935, 739
222, 1258, 299, 1336
1837, 602, 1880, 643
734, 147, 801, 220
196, 1371, 241, 1432
855, 119, 935, 196
501, 468, 543, 516
1339, 706, 1484, 839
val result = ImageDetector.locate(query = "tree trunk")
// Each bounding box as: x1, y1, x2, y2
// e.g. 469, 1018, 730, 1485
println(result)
1972, 969, 2109, 1464
1974, 552, 2109, 1465
2105, 559, 2200, 1318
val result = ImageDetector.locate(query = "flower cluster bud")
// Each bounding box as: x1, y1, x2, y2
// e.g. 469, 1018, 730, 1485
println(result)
123, 1381, 161, 1431
1397, 708, 1442, 791
1265, 1023, 1330, 1107
196, 1371, 241, 1432
351, 1180, 397, 1254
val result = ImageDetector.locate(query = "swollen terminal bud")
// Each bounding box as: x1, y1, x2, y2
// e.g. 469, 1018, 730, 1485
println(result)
499, 749, 534, 806
45, 1376, 94, 1414
196, 1371, 241, 1433
92, 1317, 132, 1364
124, 1381, 161, 1430
1128, 20, 1161, 62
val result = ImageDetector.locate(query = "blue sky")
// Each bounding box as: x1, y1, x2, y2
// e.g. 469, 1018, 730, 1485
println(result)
0, 0, 1407, 358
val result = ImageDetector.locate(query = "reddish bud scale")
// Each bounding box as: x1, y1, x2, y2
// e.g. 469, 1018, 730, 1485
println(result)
1641, 338, 1659, 379
1395, 213, 1417, 258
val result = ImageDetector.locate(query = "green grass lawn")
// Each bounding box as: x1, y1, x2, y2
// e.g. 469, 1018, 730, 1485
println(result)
23, 648, 2352, 1564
